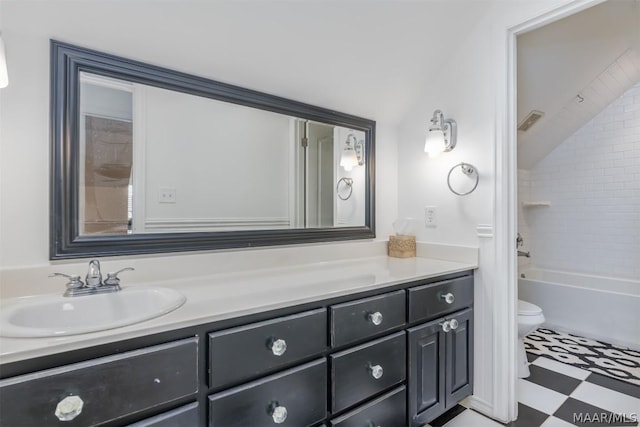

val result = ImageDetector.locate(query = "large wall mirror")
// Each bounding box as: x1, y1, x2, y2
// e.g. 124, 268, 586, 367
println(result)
51, 41, 375, 259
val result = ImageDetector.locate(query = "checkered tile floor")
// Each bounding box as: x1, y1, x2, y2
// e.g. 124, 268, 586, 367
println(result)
426, 352, 640, 427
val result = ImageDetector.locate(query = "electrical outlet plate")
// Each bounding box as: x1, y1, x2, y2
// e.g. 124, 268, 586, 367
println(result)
425, 206, 437, 227
159, 187, 176, 203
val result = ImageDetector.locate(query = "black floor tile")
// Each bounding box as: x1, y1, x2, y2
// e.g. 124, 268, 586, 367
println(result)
586, 372, 640, 399
429, 404, 467, 427
506, 403, 549, 427
526, 352, 539, 363
554, 398, 637, 426
525, 364, 582, 395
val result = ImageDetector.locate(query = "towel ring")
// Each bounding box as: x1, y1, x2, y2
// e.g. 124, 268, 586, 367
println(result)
336, 177, 354, 200
447, 162, 479, 196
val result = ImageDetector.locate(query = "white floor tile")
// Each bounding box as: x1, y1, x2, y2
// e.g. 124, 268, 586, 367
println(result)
531, 356, 591, 380
518, 378, 568, 415
571, 381, 640, 415
540, 416, 577, 427
442, 409, 504, 427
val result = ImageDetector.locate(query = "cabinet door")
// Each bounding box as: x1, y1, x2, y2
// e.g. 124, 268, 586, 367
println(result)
445, 308, 473, 409
407, 319, 445, 427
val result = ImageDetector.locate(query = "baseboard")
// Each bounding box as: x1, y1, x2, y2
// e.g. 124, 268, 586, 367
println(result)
464, 396, 504, 422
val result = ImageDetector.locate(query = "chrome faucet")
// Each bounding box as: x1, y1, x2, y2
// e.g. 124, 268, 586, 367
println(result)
85, 259, 103, 288
50, 260, 134, 297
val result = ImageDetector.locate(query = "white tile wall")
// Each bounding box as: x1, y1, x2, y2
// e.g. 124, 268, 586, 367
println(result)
517, 169, 532, 270
519, 82, 640, 280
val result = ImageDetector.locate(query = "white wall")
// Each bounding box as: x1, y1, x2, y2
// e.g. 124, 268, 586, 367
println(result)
396, 0, 573, 419
0, 1, 399, 269
520, 82, 640, 280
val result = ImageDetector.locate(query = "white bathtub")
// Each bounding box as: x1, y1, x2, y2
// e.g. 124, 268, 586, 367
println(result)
518, 268, 640, 350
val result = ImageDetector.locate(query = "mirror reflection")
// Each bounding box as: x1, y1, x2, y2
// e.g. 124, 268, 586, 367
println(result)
78, 72, 366, 236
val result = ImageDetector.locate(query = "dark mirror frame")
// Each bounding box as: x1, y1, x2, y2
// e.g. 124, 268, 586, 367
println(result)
50, 40, 375, 260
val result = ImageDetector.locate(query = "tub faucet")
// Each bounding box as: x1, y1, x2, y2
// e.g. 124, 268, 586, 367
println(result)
518, 250, 531, 258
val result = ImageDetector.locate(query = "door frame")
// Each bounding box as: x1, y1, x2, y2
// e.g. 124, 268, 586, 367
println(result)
495, 0, 605, 422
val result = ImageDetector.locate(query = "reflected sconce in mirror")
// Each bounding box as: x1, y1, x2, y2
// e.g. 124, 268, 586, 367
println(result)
340, 133, 364, 171
0, 34, 8, 88
424, 109, 456, 158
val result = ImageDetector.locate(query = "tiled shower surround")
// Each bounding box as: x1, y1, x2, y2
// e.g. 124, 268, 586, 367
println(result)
519, 82, 640, 280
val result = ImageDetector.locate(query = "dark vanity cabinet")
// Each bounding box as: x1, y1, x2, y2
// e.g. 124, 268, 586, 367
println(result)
408, 277, 474, 426
0, 271, 473, 426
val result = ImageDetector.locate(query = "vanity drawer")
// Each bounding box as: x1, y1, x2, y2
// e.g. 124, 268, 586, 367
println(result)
330, 386, 406, 427
408, 276, 473, 323
330, 331, 406, 413
127, 402, 199, 427
208, 308, 326, 388
0, 337, 198, 427
330, 290, 406, 348
208, 358, 327, 427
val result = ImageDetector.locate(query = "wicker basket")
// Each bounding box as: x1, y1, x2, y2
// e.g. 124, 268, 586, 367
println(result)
388, 235, 416, 258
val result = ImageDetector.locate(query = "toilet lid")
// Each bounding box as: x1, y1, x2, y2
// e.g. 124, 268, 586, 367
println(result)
518, 300, 542, 315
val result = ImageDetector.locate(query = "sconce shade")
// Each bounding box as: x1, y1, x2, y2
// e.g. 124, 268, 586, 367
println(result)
424, 109, 456, 158
0, 36, 8, 88
424, 128, 445, 158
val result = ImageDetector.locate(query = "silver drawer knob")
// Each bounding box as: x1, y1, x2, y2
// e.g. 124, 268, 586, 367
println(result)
440, 320, 451, 332
450, 318, 459, 330
441, 292, 455, 304
369, 364, 384, 379
368, 311, 383, 326
269, 338, 287, 356
55, 395, 84, 421
270, 404, 288, 424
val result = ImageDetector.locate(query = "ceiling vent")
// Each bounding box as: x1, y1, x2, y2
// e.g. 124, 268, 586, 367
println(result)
518, 110, 544, 132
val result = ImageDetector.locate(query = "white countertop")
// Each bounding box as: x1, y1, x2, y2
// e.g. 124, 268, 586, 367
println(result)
0, 251, 477, 365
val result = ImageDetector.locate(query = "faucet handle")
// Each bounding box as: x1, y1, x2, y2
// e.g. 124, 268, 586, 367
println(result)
104, 267, 135, 286
49, 273, 84, 289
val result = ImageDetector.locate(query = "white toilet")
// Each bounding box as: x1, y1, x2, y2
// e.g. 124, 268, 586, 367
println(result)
517, 299, 545, 378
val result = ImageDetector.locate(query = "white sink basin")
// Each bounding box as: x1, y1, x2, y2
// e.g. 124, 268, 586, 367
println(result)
0, 287, 185, 338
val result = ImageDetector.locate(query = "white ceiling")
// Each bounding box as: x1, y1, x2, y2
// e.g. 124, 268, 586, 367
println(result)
517, 0, 640, 169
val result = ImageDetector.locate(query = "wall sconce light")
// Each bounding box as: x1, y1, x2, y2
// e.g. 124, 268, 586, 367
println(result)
0, 35, 8, 88
424, 109, 456, 158
340, 133, 364, 171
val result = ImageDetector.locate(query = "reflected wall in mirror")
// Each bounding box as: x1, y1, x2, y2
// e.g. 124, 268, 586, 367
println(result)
51, 41, 375, 259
